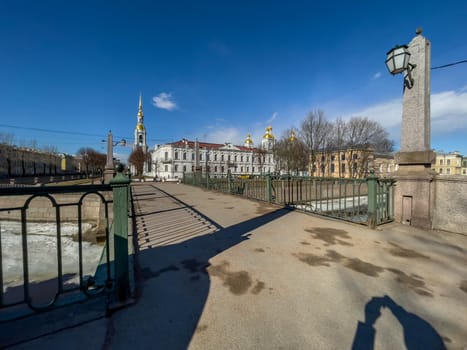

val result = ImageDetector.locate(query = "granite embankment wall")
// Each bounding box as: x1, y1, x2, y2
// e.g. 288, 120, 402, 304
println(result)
432, 176, 467, 235
0, 192, 112, 240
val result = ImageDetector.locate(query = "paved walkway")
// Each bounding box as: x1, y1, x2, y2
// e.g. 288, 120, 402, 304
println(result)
13, 182, 467, 349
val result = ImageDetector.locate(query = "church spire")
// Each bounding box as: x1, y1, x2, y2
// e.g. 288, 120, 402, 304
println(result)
137, 92, 144, 122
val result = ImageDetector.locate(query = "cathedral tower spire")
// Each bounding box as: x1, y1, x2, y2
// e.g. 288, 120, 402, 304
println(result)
134, 94, 147, 151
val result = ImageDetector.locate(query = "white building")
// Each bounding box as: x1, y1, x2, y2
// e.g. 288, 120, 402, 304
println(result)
151, 127, 276, 180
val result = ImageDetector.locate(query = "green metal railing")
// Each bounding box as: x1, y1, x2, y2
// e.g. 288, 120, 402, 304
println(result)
183, 171, 395, 227
0, 168, 131, 321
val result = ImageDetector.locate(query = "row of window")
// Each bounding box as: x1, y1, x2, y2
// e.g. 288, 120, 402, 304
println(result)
164, 151, 271, 163
321, 153, 359, 162
163, 164, 266, 173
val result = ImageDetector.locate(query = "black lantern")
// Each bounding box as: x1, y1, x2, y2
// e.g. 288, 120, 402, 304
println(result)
385, 45, 416, 89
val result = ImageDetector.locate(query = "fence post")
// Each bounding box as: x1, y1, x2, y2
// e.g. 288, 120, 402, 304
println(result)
227, 169, 232, 193
110, 164, 130, 301
266, 174, 272, 202
367, 170, 378, 229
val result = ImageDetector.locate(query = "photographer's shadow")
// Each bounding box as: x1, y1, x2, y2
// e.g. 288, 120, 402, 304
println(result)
352, 295, 446, 350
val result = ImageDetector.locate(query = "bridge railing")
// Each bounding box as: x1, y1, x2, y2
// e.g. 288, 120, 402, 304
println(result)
183, 172, 395, 227
0, 169, 131, 322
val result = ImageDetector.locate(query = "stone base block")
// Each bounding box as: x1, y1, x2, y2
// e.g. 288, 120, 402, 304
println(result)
393, 166, 435, 230
395, 151, 435, 166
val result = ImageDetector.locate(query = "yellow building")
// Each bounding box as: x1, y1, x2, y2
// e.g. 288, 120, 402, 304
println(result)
434, 151, 463, 175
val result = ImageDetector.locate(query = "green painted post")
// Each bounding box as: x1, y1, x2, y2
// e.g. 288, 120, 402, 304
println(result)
266, 174, 272, 202
227, 169, 232, 193
367, 170, 378, 229
110, 164, 130, 301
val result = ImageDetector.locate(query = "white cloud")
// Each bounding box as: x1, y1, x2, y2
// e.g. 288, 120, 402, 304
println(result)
202, 127, 243, 145
431, 90, 467, 132
373, 72, 382, 80
152, 92, 177, 111
267, 112, 278, 123
341, 88, 467, 147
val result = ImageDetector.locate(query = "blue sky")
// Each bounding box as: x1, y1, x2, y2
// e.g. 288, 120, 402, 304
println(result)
1, 0, 467, 160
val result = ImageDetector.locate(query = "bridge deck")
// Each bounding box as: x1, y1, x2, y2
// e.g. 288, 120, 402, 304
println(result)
15, 182, 467, 349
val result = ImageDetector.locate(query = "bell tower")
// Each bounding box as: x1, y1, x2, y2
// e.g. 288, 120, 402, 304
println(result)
134, 93, 147, 152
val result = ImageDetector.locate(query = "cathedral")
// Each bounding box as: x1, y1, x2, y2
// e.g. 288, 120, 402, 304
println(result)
150, 127, 276, 181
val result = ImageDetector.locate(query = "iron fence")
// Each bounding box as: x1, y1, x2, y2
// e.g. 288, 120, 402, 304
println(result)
183, 172, 395, 226
0, 171, 131, 322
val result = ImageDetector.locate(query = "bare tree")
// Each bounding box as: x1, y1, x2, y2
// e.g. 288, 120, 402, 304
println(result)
273, 129, 308, 175
77, 147, 106, 177
300, 110, 333, 176
129, 147, 150, 177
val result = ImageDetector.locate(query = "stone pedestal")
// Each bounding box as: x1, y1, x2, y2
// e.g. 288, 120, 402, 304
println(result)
104, 167, 115, 184
394, 161, 435, 230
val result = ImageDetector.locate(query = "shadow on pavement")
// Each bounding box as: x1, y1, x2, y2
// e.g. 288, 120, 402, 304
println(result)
352, 295, 446, 350
110, 185, 290, 349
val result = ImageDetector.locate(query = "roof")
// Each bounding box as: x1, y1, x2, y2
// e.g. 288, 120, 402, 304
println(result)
169, 139, 261, 152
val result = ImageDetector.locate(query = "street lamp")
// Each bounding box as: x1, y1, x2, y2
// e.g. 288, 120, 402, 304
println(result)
103, 130, 126, 183
385, 45, 417, 89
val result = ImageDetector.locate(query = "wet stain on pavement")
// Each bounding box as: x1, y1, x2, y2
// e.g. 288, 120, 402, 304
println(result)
442, 336, 452, 344
208, 261, 253, 295
386, 268, 433, 297
305, 227, 353, 246
195, 324, 208, 333
387, 242, 430, 259
294, 252, 331, 267
294, 250, 384, 277
460, 280, 467, 293
251, 280, 266, 294
300, 241, 311, 245
141, 265, 179, 281
254, 248, 265, 252
181, 259, 209, 274
344, 258, 384, 277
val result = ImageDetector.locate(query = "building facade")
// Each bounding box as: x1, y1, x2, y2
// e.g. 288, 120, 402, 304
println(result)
151, 128, 276, 180
434, 151, 463, 175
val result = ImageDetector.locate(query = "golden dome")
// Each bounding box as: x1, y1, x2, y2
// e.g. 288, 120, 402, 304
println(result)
136, 123, 145, 131
263, 126, 275, 140
289, 130, 297, 142
244, 133, 254, 144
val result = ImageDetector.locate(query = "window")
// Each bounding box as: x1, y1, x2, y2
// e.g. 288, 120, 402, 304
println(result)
463, 169, 466, 175
199, 154, 202, 160
331, 163, 335, 173
228, 155, 231, 161
353, 153, 358, 160
447, 159, 451, 165
341, 163, 345, 174
246, 156, 249, 162
164, 152, 168, 161
241, 166, 243, 172
175, 152, 179, 160
221, 166, 225, 173
183, 152, 186, 160
234, 155, 237, 162
439, 168, 443, 174
192, 153, 194, 160
214, 166, 218, 172
221, 155, 224, 161
214, 154, 217, 161
331, 155, 335, 161
252, 167, 255, 173
246, 166, 249, 172
206, 153, 210, 161
175, 165, 178, 172
241, 156, 243, 162
341, 154, 345, 161
165, 165, 168, 172
440, 159, 443, 165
